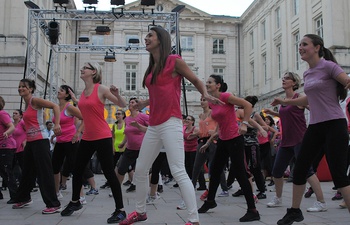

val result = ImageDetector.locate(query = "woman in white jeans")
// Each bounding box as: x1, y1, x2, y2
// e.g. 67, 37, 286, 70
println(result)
119, 26, 221, 225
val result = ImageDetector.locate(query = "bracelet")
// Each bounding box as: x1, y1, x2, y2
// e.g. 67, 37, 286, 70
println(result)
242, 121, 249, 126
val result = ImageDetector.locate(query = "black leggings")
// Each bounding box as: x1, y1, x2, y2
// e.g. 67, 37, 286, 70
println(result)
72, 138, 123, 209
293, 119, 350, 188
208, 135, 256, 210
149, 152, 166, 185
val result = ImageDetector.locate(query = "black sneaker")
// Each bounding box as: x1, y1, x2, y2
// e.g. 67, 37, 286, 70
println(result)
107, 209, 126, 224
268, 180, 275, 186
196, 186, 207, 191
7, 199, 16, 204
277, 208, 304, 225
122, 180, 131, 186
232, 189, 243, 197
157, 185, 163, 193
239, 210, 260, 222
256, 192, 266, 199
126, 184, 136, 193
100, 182, 110, 189
61, 201, 83, 216
0, 191, 3, 200
198, 200, 217, 213
304, 187, 314, 198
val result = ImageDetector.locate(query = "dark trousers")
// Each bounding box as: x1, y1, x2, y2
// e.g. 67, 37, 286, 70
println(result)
245, 144, 266, 193
150, 152, 167, 184
16, 139, 60, 207
72, 138, 123, 210
0, 149, 17, 199
208, 135, 256, 209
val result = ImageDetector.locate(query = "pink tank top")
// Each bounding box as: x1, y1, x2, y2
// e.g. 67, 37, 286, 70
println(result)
183, 126, 197, 152
79, 84, 112, 141
12, 120, 27, 153
53, 103, 76, 143
145, 54, 182, 126
23, 97, 48, 142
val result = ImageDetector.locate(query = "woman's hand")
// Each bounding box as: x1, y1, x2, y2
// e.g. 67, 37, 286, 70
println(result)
203, 95, 225, 105
53, 124, 61, 136
199, 143, 209, 153
239, 123, 248, 135
68, 89, 78, 104
110, 85, 120, 96
270, 97, 285, 106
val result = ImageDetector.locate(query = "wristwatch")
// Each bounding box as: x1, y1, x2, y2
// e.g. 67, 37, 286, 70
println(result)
242, 121, 249, 126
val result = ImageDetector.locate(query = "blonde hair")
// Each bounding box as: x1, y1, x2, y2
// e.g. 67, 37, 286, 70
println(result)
284, 72, 301, 91
87, 62, 102, 84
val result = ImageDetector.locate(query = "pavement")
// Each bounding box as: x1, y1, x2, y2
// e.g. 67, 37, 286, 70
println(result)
0, 174, 349, 225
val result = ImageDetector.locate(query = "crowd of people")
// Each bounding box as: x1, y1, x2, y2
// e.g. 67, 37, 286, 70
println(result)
0, 31, 349, 225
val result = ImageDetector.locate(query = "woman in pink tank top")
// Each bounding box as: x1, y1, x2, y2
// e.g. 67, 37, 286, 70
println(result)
13, 78, 62, 214
61, 62, 127, 224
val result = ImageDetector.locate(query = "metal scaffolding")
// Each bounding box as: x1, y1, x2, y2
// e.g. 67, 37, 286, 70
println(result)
25, 7, 181, 101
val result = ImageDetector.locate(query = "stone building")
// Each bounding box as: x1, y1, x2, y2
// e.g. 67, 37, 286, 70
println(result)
0, 0, 349, 123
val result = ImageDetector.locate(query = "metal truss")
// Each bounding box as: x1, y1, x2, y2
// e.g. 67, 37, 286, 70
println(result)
26, 7, 180, 97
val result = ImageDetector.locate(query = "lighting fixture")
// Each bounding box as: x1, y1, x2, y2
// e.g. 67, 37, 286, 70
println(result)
53, 0, 69, 4
141, 0, 155, 6
111, 0, 125, 5
95, 26, 111, 35
24, 1, 40, 9
48, 20, 59, 45
83, 0, 98, 4
128, 38, 140, 44
78, 36, 89, 42
104, 52, 116, 62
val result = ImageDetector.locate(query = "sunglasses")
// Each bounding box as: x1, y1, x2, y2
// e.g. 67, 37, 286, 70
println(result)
81, 66, 94, 70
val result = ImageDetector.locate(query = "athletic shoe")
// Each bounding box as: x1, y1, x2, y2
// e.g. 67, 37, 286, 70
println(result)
7, 199, 16, 204
339, 201, 347, 209
256, 192, 267, 199
332, 191, 343, 200
177, 200, 187, 210
307, 201, 327, 212
86, 188, 99, 195
59, 184, 67, 190
157, 185, 163, 193
100, 182, 110, 189
277, 208, 304, 225
79, 196, 87, 205
254, 194, 258, 204
146, 193, 160, 205
60, 201, 82, 216
198, 200, 217, 213
12, 199, 33, 209
200, 189, 208, 201
232, 189, 243, 197
42, 206, 61, 214
107, 209, 126, 224
122, 180, 131, 186
218, 190, 229, 197
267, 196, 282, 207
304, 187, 314, 198
268, 180, 275, 186
126, 184, 136, 193
239, 210, 260, 222
57, 191, 63, 199
196, 186, 207, 191
119, 211, 147, 225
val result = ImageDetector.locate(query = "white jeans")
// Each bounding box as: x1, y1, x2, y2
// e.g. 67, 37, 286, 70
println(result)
134, 117, 199, 222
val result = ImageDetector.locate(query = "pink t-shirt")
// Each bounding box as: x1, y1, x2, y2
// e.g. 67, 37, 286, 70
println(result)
12, 120, 26, 153
209, 92, 240, 140
304, 58, 345, 124
0, 110, 16, 149
23, 98, 48, 142
53, 103, 76, 143
124, 113, 149, 150
145, 54, 182, 126
79, 84, 112, 141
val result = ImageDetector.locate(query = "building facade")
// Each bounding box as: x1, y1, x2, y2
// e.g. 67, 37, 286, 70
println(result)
0, 0, 349, 123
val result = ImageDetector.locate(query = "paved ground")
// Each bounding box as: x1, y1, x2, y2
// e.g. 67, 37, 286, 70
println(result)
0, 174, 349, 225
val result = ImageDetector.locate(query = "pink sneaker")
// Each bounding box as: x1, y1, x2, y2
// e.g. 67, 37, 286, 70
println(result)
42, 206, 61, 214
253, 194, 258, 204
200, 189, 209, 201
12, 199, 33, 209
119, 211, 147, 225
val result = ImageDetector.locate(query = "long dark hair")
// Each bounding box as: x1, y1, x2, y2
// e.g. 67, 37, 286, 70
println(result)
142, 26, 172, 88
20, 79, 36, 94
304, 34, 347, 101
60, 85, 74, 101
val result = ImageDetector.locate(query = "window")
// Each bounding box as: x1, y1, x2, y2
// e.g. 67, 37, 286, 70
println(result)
261, 21, 266, 41
251, 62, 256, 86
275, 7, 281, 30
294, 32, 300, 70
250, 31, 254, 50
212, 38, 225, 54
315, 16, 323, 38
125, 64, 137, 91
262, 53, 267, 84
293, 0, 299, 15
213, 67, 225, 76
180, 36, 194, 52
276, 45, 282, 78
91, 35, 104, 45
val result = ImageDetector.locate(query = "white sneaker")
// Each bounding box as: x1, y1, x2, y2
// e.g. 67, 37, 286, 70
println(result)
57, 192, 63, 200
108, 192, 113, 197
307, 201, 327, 212
79, 196, 87, 205
146, 193, 160, 205
176, 200, 187, 210
267, 196, 282, 207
